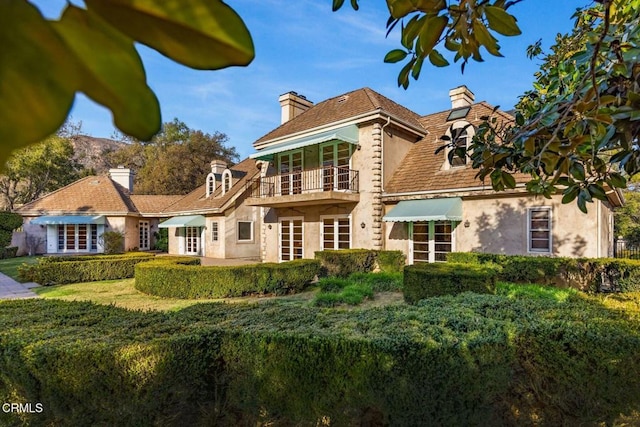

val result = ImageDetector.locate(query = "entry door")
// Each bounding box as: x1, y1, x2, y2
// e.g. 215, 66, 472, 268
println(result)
139, 221, 150, 250
411, 221, 454, 263
185, 226, 201, 255
321, 142, 351, 191
280, 218, 303, 261
279, 151, 303, 195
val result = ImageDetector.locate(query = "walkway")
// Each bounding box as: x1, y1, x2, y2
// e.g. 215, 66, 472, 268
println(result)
0, 272, 39, 300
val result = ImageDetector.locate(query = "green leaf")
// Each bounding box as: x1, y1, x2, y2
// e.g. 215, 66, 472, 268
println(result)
0, 1, 77, 165
418, 15, 448, 57
397, 58, 415, 89
428, 49, 449, 67
608, 172, 627, 188
588, 184, 608, 201
411, 57, 425, 79
472, 20, 502, 57
569, 162, 586, 181
502, 171, 516, 188
85, 0, 254, 70
53, 6, 160, 141
332, 0, 346, 11
484, 6, 521, 36
384, 49, 409, 63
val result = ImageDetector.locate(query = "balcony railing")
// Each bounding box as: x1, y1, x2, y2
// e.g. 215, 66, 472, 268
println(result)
247, 165, 359, 198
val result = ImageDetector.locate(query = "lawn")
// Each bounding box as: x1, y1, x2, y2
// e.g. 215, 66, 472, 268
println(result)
0, 256, 41, 281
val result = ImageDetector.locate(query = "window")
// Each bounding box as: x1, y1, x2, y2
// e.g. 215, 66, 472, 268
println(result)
206, 173, 216, 197
211, 222, 219, 242
278, 151, 303, 195
222, 170, 232, 194
280, 218, 303, 261
449, 127, 469, 167
321, 142, 351, 191
411, 221, 456, 263
57, 224, 94, 252
237, 221, 253, 242
321, 216, 350, 250
529, 208, 552, 253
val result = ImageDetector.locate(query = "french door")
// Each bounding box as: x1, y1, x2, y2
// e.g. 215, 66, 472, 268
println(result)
139, 221, 150, 250
280, 218, 303, 261
185, 226, 201, 255
321, 142, 351, 191
279, 151, 303, 195
411, 221, 454, 263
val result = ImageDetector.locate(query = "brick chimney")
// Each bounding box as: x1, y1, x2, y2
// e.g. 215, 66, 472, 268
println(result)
279, 91, 313, 124
210, 160, 227, 174
109, 166, 135, 193
449, 85, 475, 109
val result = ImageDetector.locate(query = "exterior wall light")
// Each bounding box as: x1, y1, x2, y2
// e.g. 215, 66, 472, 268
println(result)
360, 222, 366, 229
464, 220, 470, 228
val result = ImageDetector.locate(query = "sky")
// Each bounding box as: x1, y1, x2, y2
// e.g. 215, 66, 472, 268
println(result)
33, 0, 591, 160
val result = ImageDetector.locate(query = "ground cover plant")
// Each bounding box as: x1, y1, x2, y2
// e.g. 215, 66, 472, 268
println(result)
1, 290, 640, 426
313, 272, 403, 307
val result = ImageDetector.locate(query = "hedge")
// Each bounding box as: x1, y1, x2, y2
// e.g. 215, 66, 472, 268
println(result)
447, 252, 640, 292
315, 249, 405, 277
403, 262, 498, 303
17, 253, 156, 285
2, 295, 640, 426
135, 258, 320, 299
0, 246, 18, 260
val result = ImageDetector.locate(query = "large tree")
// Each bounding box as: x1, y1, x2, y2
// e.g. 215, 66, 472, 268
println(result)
107, 119, 238, 195
0, 136, 82, 211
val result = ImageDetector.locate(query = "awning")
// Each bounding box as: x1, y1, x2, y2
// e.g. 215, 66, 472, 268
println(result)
382, 198, 463, 222
250, 125, 359, 160
158, 215, 205, 228
30, 215, 106, 225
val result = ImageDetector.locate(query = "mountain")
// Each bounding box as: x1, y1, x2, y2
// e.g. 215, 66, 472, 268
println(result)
69, 135, 126, 174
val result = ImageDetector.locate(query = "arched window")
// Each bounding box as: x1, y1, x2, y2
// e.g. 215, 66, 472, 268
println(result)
206, 173, 216, 197
445, 122, 474, 168
222, 170, 232, 194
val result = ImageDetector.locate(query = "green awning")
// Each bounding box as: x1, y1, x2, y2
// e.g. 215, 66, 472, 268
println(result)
30, 215, 105, 225
158, 215, 205, 228
250, 125, 359, 160
382, 198, 463, 222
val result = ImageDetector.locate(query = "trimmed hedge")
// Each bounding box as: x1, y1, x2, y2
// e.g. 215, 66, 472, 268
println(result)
2, 295, 640, 426
447, 252, 640, 292
135, 258, 320, 299
0, 246, 18, 260
315, 249, 405, 277
17, 253, 156, 285
403, 262, 498, 303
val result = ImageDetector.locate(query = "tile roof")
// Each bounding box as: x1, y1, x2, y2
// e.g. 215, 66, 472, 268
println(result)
385, 102, 529, 194
129, 195, 183, 215
163, 158, 261, 214
254, 87, 425, 144
17, 176, 137, 215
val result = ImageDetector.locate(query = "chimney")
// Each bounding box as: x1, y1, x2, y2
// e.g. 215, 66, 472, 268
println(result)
279, 91, 313, 124
210, 160, 227, 174
449, 85, 475, 109
109, 166, 135, 193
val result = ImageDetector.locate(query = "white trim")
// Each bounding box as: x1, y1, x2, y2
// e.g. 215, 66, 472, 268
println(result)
206, 173, 216, 197
443, 121, 475, 170
527, 207, 552, 254
221, 170, 233, 194
320, 214, 351, 250
237, 220, 254, 243
211, 221, 219, 242
409, 220, 457, 264
279, 216, 304, 262
382, 183, 528, 199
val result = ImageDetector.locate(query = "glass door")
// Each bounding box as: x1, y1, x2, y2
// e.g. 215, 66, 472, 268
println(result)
280, 218, 303, 261
321, 142, 351, 191
279, 151, 303, 195
185, 226, 200, 255
139, 221, 150, 250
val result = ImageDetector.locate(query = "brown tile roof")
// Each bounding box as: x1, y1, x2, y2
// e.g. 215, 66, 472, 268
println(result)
163, 158, 260, 214
255, 88, 425, 144
17, 176, 137, 215
130, 195, 183, 215
385, 102, 528, 194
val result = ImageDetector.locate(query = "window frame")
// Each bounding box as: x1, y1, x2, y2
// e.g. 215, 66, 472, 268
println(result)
211, 221, 219, 242
206, 173, 216, 197
528, 207, 552, 253
222, 170, 233, 194
237, 220, 254, 243
320, 215, 351, 250
445, 121, 474, 169
409, 220, 457, 264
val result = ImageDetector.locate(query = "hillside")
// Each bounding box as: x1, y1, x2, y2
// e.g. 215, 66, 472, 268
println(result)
69, 135, 126, 174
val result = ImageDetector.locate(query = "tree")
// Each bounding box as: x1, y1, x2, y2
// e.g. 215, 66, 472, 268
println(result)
0, 136, 82, 211
0, 0, 253, 166
107, 119, 238, 195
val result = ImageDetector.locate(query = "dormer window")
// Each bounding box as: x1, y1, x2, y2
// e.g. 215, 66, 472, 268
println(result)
206, 173, 216, 197
445, 122, 474, 169
222, 170, 232, 194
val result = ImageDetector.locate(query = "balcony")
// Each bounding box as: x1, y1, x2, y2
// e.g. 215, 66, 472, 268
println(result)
246, 165, 360, 207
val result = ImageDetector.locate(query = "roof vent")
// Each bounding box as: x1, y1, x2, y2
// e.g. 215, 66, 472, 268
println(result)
90, 179, 100, 185
337, 95, 349, 104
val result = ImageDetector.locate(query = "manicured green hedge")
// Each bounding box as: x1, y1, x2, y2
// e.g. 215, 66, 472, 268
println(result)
17, 253, 156, 285
2, 295, 640, 426
135, 258, 320, 299
0, 246, 18, 260
403, 262, 498, 303
447, 252, 640, 292
315, 249, 405, 277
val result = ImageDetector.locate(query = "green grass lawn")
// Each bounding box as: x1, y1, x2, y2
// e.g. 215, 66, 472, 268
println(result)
0, 256, 41, 281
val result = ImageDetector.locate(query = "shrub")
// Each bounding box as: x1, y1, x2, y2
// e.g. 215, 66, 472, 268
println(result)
375, 250, 406, 272
0, 211, 22, 248
135, 258, 320, 299
101, 231, 124, 254
17, 253, 156, 285
403, 262, 498, 303
315, 249, 376, 277
153, 229, 168, 252
349, 271, 403, 292
0, 246, 18, 259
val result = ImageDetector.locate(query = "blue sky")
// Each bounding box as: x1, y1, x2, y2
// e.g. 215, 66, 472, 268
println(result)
34, 0, 590, 159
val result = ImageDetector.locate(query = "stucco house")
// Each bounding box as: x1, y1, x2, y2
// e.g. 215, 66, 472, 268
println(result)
17, 168, 181, 254
246, 86, 622, 263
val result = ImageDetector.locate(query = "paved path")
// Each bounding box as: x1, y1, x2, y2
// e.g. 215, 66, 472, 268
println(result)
0, 272, 39, 300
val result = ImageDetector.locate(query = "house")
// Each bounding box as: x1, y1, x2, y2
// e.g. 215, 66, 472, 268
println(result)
17, 168, 182, 254
247, 87, 622, 263
159, 158, 262, 259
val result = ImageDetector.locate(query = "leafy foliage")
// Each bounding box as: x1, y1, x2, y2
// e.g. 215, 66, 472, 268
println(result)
0, 0, 254, 166
0, 211, 22, 247
106, 119, 238, 195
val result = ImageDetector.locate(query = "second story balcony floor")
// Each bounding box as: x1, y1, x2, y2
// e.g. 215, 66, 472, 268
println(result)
246, 165, 359, 207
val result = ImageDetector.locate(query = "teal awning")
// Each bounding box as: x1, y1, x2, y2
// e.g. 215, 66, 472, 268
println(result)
382, 198, 463, 222
158, 215, 205, 228
250, 125, 359, 160
31, 215, 105, 225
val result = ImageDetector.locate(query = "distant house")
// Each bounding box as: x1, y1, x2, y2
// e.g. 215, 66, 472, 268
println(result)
17, 168, 181, 254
